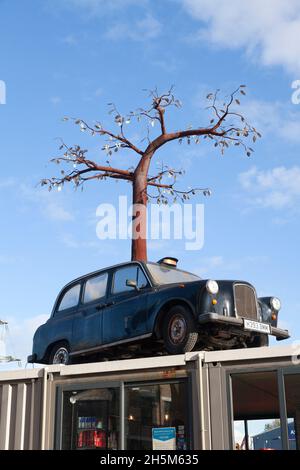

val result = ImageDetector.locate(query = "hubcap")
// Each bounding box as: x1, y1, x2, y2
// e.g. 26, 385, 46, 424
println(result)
169, 315, 187, 345
53, 347, 69, 365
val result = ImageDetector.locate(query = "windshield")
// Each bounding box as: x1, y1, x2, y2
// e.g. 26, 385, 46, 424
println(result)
146, 263, 200, 285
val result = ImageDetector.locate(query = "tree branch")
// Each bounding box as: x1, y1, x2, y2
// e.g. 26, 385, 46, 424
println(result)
45, 85, 260, 201
78, 119, 144, 156
153, 98, 166, 134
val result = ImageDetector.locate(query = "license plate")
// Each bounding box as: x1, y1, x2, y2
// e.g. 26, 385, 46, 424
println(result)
244, 319, 270, 334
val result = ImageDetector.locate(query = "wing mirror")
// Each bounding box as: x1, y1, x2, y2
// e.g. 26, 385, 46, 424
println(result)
126, 279, 139, 291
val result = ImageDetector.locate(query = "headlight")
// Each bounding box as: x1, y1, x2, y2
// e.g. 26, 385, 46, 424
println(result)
206, 280, 219, 295
270, 297, 281, 311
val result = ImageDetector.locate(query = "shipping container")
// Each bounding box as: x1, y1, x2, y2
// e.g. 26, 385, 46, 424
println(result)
0, 345, 299, 450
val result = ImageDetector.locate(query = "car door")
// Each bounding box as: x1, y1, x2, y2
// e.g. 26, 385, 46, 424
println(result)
72, 272, 109, 353
47, 283, 81, 348
102, 264, 151, 345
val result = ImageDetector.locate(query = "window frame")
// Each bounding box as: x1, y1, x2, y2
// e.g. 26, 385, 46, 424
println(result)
110, 263, 150, 297
226, 364, 300, 450
124, 378, 192, 451
54, 380, 122, 450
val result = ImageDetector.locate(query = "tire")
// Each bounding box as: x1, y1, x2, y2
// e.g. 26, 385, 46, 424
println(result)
249, 334, 269, 348
162, 305, 198, 355
49, 342, 70, 365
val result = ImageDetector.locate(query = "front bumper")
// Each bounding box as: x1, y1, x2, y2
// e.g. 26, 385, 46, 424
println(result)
27, 353, 37, 364
198, 313, 290, 340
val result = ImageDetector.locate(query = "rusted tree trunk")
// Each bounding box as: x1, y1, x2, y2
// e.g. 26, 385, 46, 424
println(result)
131, 153, 152, 261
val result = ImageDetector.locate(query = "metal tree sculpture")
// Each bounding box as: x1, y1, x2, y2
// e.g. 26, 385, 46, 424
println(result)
42, 86, 260, 261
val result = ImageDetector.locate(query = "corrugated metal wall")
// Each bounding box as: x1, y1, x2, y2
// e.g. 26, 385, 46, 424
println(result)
0, 376, 43, 450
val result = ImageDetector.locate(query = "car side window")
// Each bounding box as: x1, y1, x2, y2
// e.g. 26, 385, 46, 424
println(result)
112, 266, 148, 295
58, 284, 81, 312
83, 273, 108, 304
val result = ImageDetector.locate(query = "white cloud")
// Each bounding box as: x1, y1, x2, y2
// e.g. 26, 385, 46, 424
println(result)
228, 98, 300, 144
61, 233, 99, 248
239, 165, 300, 210
95, 87, 102, 97
105, 14, 162, 41
0, 178, 16, 189
239, 100, 281, 133
19, 184, 74, 222
60, 0, 147, 17
147, 240, 169, 251
183, 0, 300, 75
50, 96, 62, 105
62, 34, 78, 46
280, 119, 300, 142
45, 202, 74, 221
194, 254, 269, 278
1, 314, 49, 366
0, 254, 24, 265
56, 1, 160, 41
194, 255, 225, 277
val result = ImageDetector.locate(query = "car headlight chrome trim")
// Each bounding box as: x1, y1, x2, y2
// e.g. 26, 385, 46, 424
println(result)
206, 280, 219, 295
270, 297, 281, 311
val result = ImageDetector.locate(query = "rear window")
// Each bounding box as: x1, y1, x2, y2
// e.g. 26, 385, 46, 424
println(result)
58, 284, 81, 312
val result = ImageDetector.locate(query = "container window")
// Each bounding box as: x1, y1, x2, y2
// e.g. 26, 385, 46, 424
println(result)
61, 388, 120, 450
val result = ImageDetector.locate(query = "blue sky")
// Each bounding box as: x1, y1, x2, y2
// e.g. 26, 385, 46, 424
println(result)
1, 0, 300, 364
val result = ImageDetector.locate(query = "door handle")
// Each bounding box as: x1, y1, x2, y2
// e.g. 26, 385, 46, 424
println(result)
96, 301, 115, 311
96, 303, 106, 311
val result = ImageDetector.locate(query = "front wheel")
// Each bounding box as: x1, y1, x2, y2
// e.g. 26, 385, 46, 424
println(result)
49, 342, 70, 365
162, 306, 198, 355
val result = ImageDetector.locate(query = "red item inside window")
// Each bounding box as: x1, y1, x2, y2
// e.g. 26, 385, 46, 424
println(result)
94, 430, 106, 448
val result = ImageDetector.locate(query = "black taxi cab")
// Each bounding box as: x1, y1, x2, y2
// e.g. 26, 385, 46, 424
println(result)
28, 257, 289, 365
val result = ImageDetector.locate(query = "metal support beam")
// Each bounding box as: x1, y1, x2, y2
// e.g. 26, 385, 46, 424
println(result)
41, 368, 48, 450
197, 353, 206, 450
29, 379, 35, 450
0, 384, 12, 449
120, 382, 125, 450
14, 383, 27, 450
278, 369, 289, 450
244, 420, 249, 450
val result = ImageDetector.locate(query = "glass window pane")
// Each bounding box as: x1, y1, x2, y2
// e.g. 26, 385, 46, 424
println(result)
284, 374, 300, 450
61, 388, 120, 450
58, 284, 80, 312
125, 382, 189, 450
83, 273, 108, 304
146, 263, 200, 285
231, 371, 282, 450
112, 266, 138, 294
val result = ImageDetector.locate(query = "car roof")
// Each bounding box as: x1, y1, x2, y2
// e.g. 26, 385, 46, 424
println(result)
59, 260, 203, 292
61, 260, 147, 290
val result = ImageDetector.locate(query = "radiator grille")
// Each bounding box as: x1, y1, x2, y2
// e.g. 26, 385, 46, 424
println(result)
234, 284, 258, 320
